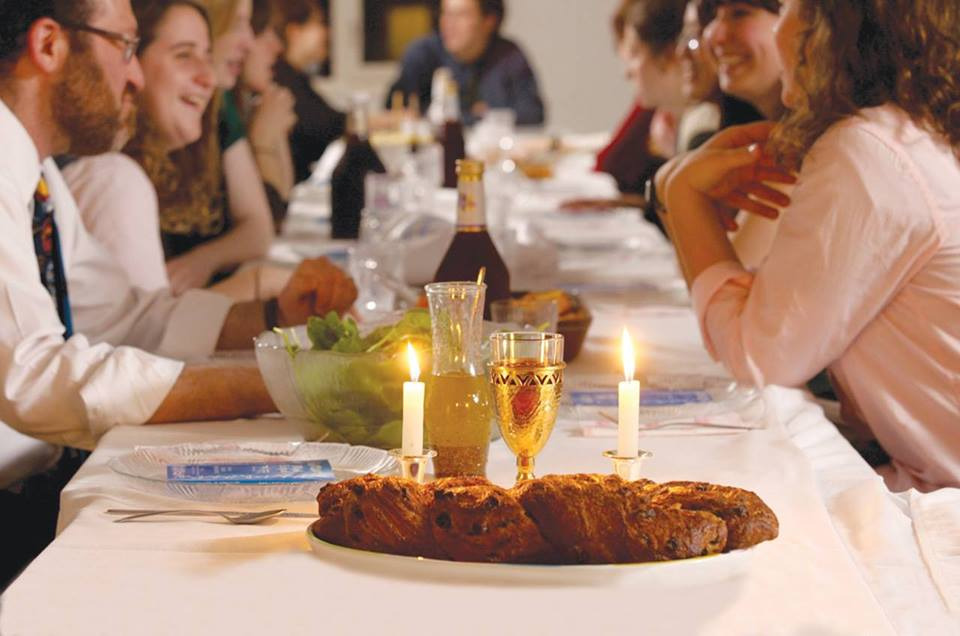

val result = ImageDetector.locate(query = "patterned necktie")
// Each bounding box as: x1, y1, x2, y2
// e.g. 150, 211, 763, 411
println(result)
33, 175, 73, 338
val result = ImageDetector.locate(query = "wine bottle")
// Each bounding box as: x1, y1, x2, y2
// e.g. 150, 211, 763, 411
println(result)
433, 159, 510, 318
330, 94, 386, 239
436, 77, 465, 189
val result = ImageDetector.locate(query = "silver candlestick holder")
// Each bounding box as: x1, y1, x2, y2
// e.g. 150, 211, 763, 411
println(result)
603, 449, 653, 481
388, 449, 437, 484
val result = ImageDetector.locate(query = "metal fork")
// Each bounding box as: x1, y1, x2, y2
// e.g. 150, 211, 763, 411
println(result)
598, 410, 757, 431
106, 508, 314, 524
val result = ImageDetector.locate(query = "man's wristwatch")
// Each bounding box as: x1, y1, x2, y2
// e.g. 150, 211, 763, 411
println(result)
263, 297, 281, 330
643, 177, 666, 218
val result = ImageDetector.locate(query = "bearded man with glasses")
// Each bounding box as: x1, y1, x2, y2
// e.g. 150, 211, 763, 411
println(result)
0, 0, 357, 588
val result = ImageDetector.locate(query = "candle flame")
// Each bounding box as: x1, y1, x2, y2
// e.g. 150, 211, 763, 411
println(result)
622, 328, 635, 382
406, 342, 420, 382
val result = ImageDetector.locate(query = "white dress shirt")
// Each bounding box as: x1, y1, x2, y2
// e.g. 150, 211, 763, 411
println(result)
62, 153, 169, 292
0, 99, 234, 449
692, 104, 960, 490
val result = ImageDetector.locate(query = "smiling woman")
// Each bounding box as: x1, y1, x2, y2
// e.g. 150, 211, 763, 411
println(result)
62, 0, 220, 292
698, 0, 782, 120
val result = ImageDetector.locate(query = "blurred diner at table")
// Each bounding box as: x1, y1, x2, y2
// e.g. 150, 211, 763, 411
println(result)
238, 0, 298, 221
562, 0, 684, 219
272, 0, 346, 185
387, 0, 545, 126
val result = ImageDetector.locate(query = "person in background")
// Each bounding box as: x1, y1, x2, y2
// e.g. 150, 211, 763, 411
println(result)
0, 0, 355, 587
387, 0, 545, 126
606, 0, 687, 193
157, 0, 274, 295
654, 0, 960, 490
562, 0, 685, 218
239, 0, 296, 221
272, 0, 346, 185
673, 0, 760, 152
699, 0, 782, 121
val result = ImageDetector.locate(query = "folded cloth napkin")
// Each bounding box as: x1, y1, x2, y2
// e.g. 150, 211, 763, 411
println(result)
910, 488, 960, 615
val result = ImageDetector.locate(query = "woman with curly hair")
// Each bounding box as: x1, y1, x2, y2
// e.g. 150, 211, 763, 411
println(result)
653, 0, 960, 490
64, 0, 219, 292
66, 0, 284, 298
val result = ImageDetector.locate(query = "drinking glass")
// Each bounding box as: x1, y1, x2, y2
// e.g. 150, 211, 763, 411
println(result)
424, 282, 493, 477
348, 244, 403, 320
489, 332, 565, 482
360, 173, 404, 243
490, 298, 559, 332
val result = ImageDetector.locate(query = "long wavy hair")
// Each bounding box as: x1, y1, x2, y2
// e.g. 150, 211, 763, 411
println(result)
124, 0, 225, 236
771, 0, 960, 167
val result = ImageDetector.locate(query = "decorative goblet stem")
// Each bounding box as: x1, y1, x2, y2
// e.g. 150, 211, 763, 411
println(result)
516, 453, 535, 482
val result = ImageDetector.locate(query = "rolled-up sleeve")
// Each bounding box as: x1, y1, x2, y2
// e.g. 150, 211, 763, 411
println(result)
689, 122, 941, 389
0, 158, 233, 449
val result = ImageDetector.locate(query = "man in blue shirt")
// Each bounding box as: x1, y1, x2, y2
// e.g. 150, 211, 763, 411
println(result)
387, 0, 545, 125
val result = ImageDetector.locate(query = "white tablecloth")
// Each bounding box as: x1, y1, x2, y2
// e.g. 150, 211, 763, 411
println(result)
3, 164, 958, 635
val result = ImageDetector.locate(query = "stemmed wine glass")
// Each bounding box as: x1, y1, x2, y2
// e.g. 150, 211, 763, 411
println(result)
489, 332, 565, 482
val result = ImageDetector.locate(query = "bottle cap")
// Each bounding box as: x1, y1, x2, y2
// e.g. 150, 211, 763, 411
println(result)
456, 159, 484, 178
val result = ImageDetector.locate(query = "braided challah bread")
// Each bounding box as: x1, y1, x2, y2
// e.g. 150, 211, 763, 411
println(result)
312, 473, 777, 564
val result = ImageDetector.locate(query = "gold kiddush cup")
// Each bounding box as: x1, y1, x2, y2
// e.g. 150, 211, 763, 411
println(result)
489, 332, 565, 482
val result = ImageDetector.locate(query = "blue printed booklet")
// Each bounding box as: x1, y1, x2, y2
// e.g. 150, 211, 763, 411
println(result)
166, 459, 334, 484
569, 389, 714, 408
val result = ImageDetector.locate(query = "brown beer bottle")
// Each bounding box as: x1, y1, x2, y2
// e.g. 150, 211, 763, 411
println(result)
433, 159, 510, 318
330, 94, 386, 239
437, 79, 465, 188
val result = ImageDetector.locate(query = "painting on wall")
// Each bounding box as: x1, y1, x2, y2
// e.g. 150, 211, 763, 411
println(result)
363, 0, 438, 62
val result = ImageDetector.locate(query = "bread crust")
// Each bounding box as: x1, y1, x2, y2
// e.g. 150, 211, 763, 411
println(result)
426, 477, 552, 563
313, 474, 775, 564
644, 481, 779, 550
313, 474, 436, 557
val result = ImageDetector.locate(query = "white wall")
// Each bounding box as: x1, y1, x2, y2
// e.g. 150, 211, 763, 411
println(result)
499, 0, 634, 132
319, 0, 633, 133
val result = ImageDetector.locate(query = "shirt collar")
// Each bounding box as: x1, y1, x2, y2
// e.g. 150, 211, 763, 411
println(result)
0, 96, 43, 209
438, 32, 499, 72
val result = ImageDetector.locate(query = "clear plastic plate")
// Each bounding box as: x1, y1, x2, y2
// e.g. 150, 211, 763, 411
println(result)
108, 442, 397, 503
571, 374, 766, 429
637, 374, 766, 425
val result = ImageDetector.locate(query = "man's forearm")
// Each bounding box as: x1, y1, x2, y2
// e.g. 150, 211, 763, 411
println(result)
216, 300, 269, 350
148, 363, 275, 423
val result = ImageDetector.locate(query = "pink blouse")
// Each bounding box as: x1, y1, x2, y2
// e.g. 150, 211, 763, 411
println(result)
691, 104, 960, 491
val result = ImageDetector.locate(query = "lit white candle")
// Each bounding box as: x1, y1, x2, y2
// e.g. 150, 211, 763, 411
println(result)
402, 342, 424, 456
618, 328, 640, 457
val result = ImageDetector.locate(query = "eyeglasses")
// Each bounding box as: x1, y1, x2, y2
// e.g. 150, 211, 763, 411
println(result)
59, 20, 140, 63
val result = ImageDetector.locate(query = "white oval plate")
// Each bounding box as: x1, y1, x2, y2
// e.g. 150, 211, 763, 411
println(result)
108, 442, 396, 503
306, 527, 756, 587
